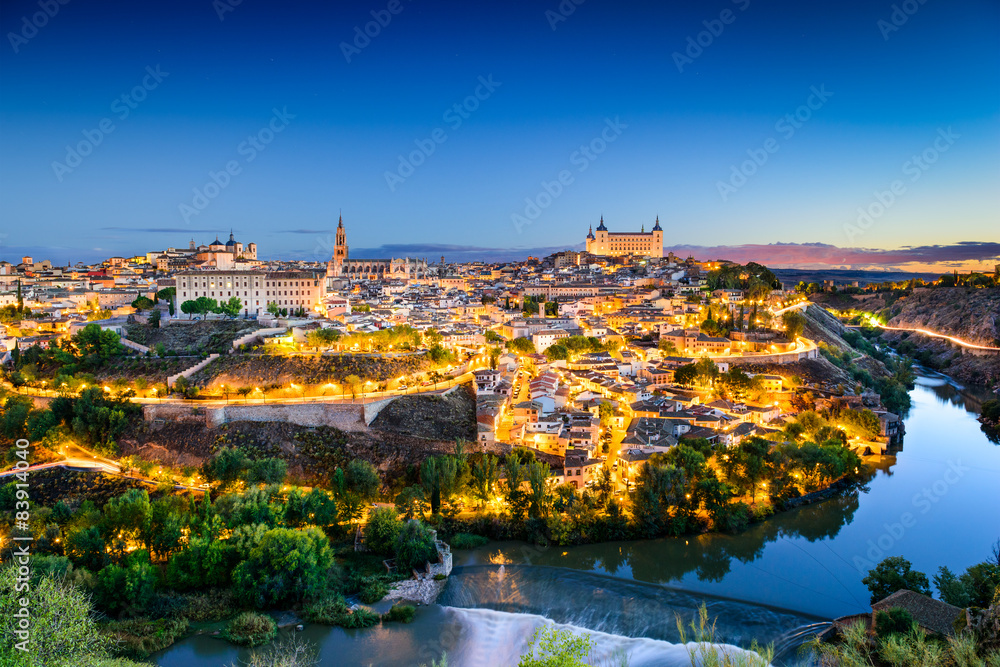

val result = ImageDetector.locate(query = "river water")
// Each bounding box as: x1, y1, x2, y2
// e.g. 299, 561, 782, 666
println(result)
155, 372, 1000, 666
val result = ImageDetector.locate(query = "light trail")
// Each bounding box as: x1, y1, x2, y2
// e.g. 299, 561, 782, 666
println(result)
860, 318, 1000, 352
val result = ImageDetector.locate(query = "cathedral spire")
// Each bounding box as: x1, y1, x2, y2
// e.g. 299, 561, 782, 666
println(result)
652, 215, 662, 232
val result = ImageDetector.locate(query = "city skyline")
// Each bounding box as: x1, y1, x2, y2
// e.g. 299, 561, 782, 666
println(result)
1, 0, 998, 272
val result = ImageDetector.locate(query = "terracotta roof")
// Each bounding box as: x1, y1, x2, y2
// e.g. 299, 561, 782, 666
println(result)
872, 589, 963, 636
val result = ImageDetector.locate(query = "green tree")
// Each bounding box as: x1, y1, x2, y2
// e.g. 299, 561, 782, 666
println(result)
245, 458, 288, 485
782, 310, 807, 339
365, 507, 403, 556
394, 520, 437, 571
72, 322, 124, 363
93, 551, 157, 614
216, 296, 244, 318
203, 447, 251, 486
862, 556, 931, 604
509, 337, 536, 354
470, 454, 500, 508
232, 527, 335, 607
0, 568, 113, 665
395, 485, 428, 520
131, 295, 155, 310
344, 459, 381, 501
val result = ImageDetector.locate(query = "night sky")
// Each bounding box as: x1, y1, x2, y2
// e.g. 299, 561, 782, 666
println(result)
1, 0, 998, 269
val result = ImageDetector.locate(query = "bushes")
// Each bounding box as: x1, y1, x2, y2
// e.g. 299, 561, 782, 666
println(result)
302, 595, 379, 629
364, 507, 403, 555
394, 520, 438, 572
874, 607, 915, 637
232, 527, 335, 607
358, 576, 389, 604
382, 604, 416, 624
449, 532, 488, 550
103, 617, 190, 659
223, 612, 277, 647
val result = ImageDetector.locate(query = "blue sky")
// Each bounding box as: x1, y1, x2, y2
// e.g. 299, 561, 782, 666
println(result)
0, 0, 998, 268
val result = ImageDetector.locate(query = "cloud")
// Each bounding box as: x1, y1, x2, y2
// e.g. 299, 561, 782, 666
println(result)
664, 241, 1000, 270
100, 227, 221, 234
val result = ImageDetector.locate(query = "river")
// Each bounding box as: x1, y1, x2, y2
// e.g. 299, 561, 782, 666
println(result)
155, 372, 1000, 666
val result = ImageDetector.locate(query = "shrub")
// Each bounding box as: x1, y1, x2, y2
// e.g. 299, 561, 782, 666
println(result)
449, 532, 488, 550
382, 604, 416, 624
365, 507, 403, 555
875, 607, 915, 637
433, 573, 447, 581
394, 520, 437, 572
338, 607, 380, 629
241, 634, 319, 667
103, 617, 190, 659
223, 612, 277, 647
303, 594, 349, 625
358, 577, 389, 604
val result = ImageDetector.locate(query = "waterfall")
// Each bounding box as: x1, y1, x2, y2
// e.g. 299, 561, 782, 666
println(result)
441, 607, 774, 667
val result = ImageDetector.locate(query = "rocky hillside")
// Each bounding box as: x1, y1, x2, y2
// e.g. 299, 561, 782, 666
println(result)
370, 384, 477, 441
816, 288, 1000, 389
802, 304, 890, 382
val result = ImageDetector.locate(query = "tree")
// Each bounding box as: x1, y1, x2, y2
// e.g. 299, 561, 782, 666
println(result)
73, 322, 123, 363
148, 308, 161, 328
525, 460, 551, 519
471, 454, 500, 508
344, 459, 380, 501
232, 527, 335, 607
344, 374, 364, 400
935, 562, 1000, 608
216, 296, 243, 318
93, 551, 158, 614
394, 520, 437, 571
0, 568, 113, 665
395, 485, 427, 520
203, 447, 251, 486
365, 507, 403, 556
782, 310, 807, 339
658, 338, 678, 356
306, 327, 340, 350
862, 556, 931, 604
509, 337, 535, 354
246, 458, 288, 485
131, 295, 155, 310
837, 408, 881, 440
674, 363, 698, 386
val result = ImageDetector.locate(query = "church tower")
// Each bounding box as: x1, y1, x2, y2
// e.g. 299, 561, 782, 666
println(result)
334, 215, 348, 265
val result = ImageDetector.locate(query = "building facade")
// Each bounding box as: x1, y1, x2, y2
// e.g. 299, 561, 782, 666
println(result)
174, 269, 326, 317
325, 216, 429, 282
585, 216, 663, 258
